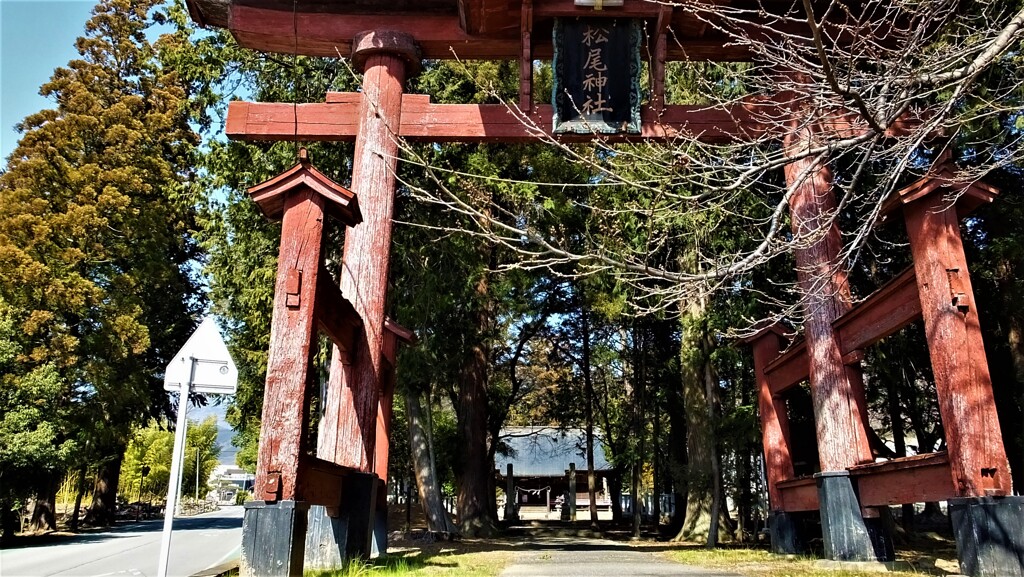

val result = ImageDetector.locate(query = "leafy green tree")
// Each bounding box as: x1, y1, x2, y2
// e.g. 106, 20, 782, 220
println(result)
121, 417, 221, 503
0, 0, 202, 530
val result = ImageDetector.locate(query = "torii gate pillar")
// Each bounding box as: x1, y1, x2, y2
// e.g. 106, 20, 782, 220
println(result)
305, 31, 421, 569
784, 130, 890, 562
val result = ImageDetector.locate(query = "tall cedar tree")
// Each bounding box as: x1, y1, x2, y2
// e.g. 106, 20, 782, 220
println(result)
0, 0, 201, 532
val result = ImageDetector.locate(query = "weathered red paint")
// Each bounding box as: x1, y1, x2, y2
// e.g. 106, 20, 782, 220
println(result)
374, 320, 417, 479
850, 452, 955, 507
248, 157, 362, 505
832, 267, 921, 356
245, 157, 362, 224
319, 37, 411, 474
764, 339, 808, 395
745, 326, 797, 511
254, 187, 326, 502
297, 456, 358, 514
899, 175, 1011, 497
784, 130, 874, 472
776, 477, 819, 512
211, 2, 753, 61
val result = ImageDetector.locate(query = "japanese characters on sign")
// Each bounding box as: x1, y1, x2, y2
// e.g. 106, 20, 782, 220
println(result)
553, 18, 642, 134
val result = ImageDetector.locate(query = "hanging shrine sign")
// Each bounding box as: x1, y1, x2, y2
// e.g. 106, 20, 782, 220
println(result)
552, 18, 642, 135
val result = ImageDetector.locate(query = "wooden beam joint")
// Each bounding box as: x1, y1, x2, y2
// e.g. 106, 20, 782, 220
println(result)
316, 265, 362, 365
520, 0, 534, 112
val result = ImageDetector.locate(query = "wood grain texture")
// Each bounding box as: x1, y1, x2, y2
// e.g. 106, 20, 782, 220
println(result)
255, 188, 325, 502
903, 191, 1012, 497
775, 477, 819, 512
228, 95, 919, 145
228, 98, 775, 144
850, 452, 955, 506
315, 266, 361, 365
320, 52, 408, 474
764, 339, 808, 395
296, 456, 358, 510
833, 267, 921, 355
749, 330, 798, 511
784, 132, 874, 473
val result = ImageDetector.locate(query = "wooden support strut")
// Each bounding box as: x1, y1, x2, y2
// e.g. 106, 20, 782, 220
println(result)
650, 5, 671, 115
743, 325, 796, 512
254, 188, 327, 503
247, 151, 361, 506
374, 319, 418, 481
519, 0, 533, 112
897, 171, 1011, 497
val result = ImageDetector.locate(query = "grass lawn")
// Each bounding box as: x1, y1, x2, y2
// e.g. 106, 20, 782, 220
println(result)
309, 538, 513, 577
302, 533, 962, 577
664, 544, 962, 577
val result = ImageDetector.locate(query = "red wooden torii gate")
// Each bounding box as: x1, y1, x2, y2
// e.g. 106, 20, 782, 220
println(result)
183, 2, 1022, 577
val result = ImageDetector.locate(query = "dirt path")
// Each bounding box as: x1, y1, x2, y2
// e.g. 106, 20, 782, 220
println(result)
497, 536, 743, 577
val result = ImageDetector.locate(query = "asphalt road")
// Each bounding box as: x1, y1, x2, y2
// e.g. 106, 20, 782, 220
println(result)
0, 506, 243, 577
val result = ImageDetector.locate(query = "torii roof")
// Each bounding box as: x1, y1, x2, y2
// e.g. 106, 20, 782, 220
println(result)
183, 0, 829, 61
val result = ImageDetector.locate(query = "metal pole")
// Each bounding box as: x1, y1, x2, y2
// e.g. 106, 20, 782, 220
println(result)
158, 357, 196, 577
195, 447, 200, 501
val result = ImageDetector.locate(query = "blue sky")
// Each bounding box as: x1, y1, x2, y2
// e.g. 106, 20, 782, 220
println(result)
1, 0, 95, 161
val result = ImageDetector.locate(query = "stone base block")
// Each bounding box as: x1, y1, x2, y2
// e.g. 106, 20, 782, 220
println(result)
950, 496, 1024, 577
241, 500, 309, 577
816, 471, 892, 562
769, 511, 804, 555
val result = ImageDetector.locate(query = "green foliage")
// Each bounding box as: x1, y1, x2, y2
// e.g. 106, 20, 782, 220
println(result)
120, 417, 221, 501
0, 0, 203, 523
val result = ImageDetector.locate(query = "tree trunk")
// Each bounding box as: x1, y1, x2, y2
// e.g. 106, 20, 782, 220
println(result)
456, 271, 497, 537
609, 471, 623, 522
85, 452, 123, 527
631, 322, 647, 539
579, 299, 600, 531
29, 472, 60, 532
652, 407, 661, 531
0, 499, 18, 544
666, 383, 688, 535
406, 389, 456, 533
673, 301, 729, 544
736, 378, 753, 542
69, 466, 88, 531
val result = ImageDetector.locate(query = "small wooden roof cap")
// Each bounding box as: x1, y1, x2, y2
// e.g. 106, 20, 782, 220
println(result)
247, 150, 362, 226
880, 162, 1000, 219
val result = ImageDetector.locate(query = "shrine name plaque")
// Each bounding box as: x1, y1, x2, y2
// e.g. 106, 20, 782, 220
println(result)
552, 18, 642, 135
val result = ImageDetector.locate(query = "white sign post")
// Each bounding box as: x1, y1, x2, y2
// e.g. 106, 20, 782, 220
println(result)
157, 317, 237, 577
